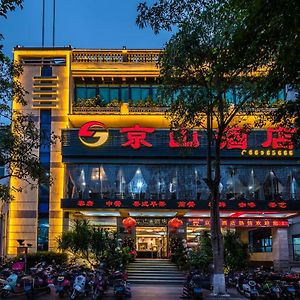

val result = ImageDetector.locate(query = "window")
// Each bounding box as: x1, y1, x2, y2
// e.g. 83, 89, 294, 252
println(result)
293, 235, 300, 261
249, 228, 272, 252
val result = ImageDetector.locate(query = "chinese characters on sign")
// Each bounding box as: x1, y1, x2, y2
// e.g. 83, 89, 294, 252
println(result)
119, 125, 295, 152
187, 218, 289, 228
78, 122, 296, 154
75, 199, 289, 211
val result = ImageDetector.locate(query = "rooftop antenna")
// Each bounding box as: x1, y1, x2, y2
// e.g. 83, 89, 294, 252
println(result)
52, 0, 56, 47
42, 0, 45, 47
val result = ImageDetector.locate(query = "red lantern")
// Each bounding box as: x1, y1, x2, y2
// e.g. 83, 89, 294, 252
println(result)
122, 217, 137, 229
168, 217, 183, 228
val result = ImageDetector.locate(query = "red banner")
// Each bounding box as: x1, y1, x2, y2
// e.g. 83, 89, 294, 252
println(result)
187, 218, 289, 227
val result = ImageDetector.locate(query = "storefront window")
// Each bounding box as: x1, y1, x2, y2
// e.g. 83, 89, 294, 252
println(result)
249, 228, 272, 253
292, 235, 300, 261
65, 164, 300, 201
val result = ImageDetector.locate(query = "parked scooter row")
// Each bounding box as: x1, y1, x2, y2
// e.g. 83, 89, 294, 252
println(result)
234, 269, 300, 300
0, 260, 132, 300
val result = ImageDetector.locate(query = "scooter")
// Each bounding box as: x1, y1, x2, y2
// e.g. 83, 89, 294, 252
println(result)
70, 273, 92, 300
1, 273, 33, 299
236, 274, 259, 299
189, 274, 203, 300
92, 272, 106, 300
55, 273, 71, 298
112, 270, 131, 300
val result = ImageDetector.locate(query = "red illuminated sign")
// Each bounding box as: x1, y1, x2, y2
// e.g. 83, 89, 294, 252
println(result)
169, 130, 200, 148
78, 123, 296, 154
187, 218, 289, 227
120, 124, 155, 149
220, 128, 248, 150
261, 127, 296, 149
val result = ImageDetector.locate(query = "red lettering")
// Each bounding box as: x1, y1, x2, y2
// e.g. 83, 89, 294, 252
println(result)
169, 130, 200, 148
120, 124, 154, 149
261, 127, 296, 149
220, 128, 248, 150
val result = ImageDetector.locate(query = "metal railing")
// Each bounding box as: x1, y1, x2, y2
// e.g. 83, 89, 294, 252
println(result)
72, 50, 161, 63
72, 106, 121, 114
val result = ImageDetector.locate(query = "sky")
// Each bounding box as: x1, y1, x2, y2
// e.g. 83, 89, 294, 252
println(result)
0, 0, 173, 58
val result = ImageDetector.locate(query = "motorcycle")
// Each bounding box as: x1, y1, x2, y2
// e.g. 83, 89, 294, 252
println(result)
55, 273, 71, 298
280, 282, 296, 300
189, 274, 203, 300
92, 272, 106, 300
1, 273, 33, 299
261, 281, 282, 300
112, 270, 131, 300
70, 273, 92, 300
236, 274, 259, 299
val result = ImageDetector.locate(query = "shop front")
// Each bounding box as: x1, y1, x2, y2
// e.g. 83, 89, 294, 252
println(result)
60, 122, 300, 266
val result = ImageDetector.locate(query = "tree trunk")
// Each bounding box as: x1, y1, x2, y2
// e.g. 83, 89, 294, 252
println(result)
206, 110, 226, 295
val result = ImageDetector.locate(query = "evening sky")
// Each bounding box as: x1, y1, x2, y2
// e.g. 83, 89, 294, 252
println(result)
0, 0, 172, 58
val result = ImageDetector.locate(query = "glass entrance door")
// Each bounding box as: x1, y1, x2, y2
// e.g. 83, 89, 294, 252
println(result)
136, 226, 167, 258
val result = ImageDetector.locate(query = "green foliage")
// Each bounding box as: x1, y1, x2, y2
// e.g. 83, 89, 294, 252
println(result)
223, 230, 249, 271
169, 236, 188, 269
73, 96, 122, 108
129, 96, 165, 107
188, 232, 213, 273
183, 231, 248, 272
0, 1, 53, 204
57, 219, 132, 269
17, 251, 68, 269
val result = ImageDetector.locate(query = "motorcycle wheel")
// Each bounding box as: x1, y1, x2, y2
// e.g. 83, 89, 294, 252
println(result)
26, 291, 34, 300
59, 291, 65, 298
46, 287, 51, 294
70, 290, 78, 300
0, 290, 9, 299
250, 295, 256, 300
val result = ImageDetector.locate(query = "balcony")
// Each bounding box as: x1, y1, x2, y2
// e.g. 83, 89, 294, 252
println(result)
72, 49, 161, 64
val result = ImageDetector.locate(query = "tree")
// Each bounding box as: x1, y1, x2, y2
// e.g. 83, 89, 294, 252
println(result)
227, 0, 300, 136
0, 0, 51, 205
137, 0, 273, 294
57, 219, 132, 269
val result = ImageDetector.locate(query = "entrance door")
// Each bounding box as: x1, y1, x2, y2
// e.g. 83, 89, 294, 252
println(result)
136, 226, 167, 258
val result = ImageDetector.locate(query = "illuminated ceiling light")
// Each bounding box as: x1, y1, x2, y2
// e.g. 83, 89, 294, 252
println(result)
81, 211, 120, 217
129, 211, 177, 217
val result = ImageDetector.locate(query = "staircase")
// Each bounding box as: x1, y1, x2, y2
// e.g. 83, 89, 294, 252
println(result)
127, 259, 186, 284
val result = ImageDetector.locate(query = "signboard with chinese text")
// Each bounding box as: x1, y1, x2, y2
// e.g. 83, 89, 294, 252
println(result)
61, 198, 299, 212
62, 125, 299, 160
186, 218, 289, 228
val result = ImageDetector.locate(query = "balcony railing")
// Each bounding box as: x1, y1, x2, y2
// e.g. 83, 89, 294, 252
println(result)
128, 106, 168, 114
72, 50, 161, 63
72, 106, 121, 114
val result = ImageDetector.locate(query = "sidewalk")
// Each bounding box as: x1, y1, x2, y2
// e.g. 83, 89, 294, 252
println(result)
102, 284, 247, 300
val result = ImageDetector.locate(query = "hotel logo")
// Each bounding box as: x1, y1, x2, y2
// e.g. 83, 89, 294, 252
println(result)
78, 121, 109, 147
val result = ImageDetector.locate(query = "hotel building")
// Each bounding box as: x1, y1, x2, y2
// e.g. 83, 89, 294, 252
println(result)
8, 47, 300, 270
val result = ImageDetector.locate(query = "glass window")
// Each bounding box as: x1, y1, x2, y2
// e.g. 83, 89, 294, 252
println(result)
121, 87, 129, 101
293, 235, 300, 261
99, 87, 110, 102
37, 218, 49, 251
141, 88, 150, 100
41, 66, 52, 77
86, 86, 97, 99
76, 86, 86, 100
249, 229, 272, 253
110, 88, 119, 101
131, 87, 141, 101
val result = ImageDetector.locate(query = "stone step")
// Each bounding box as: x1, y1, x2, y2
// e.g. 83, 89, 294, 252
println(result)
128, 278, 185, 284
127, 259, 185, 285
